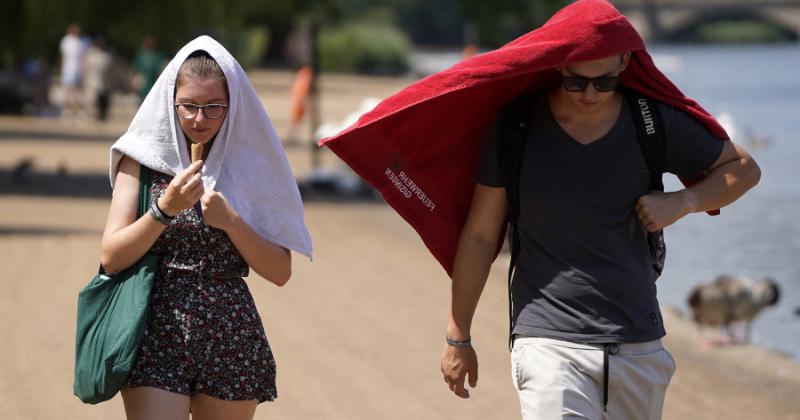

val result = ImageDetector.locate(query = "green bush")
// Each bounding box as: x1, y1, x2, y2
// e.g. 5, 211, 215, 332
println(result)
694, 20, 791, 44
319, 22, 410, 75
217, 26, 271, 68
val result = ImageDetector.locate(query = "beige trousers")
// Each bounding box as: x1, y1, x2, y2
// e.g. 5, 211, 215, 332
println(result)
511, 337, 676, 420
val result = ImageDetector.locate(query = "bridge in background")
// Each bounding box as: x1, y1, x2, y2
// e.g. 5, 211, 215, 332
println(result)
613, 0, 800, 41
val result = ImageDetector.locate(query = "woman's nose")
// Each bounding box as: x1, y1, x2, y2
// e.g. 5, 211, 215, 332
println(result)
194, 108, 208, 123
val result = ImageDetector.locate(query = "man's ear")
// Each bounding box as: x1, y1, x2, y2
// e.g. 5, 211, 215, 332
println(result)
620, 52, 631, 72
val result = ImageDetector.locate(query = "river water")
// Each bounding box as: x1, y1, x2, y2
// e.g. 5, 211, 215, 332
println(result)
650, 44, 800, 360
412, 44, 800, 359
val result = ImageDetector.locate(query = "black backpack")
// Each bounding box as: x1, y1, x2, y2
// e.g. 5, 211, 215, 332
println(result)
497, 90, 666, 348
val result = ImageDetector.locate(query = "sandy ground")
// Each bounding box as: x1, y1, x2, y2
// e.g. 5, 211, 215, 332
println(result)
1, 70, 799, 420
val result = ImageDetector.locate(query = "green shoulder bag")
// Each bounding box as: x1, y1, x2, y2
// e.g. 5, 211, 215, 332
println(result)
73, 166, 159, 404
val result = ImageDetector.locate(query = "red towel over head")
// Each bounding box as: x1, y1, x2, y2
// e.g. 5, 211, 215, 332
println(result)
320, 0, 728, 275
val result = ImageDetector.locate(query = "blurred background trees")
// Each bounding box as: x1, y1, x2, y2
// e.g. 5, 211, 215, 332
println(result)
4, 0, 794, 77
1, 0, 567, 74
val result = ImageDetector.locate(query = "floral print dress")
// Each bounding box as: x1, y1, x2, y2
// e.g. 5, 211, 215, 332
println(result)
127, 173, 277, 402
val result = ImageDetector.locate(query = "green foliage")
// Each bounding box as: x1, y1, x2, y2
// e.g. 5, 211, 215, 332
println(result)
319, 21, 410, 75
694, 20, 793, 44
394, 0, 567, 47
1, 0, 319, 68
0, 0, 568, 70
215, 27, 272, 69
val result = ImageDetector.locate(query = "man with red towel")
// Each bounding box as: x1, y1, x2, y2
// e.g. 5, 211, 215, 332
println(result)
321, 1, 761, 418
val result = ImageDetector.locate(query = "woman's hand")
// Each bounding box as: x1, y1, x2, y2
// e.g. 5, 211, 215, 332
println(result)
201, 191, 291, 285
201, 190, 239, 231
157, 160, 204, 216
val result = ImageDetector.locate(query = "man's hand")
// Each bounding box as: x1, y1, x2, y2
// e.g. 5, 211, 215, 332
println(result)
441, 343, 478, 399
635, 190, 693, 232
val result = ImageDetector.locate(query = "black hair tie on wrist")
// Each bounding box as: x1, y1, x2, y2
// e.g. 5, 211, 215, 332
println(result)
149, 200, 175, 225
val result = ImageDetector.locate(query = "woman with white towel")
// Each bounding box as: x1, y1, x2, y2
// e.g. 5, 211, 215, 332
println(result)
99, 36, 312, 420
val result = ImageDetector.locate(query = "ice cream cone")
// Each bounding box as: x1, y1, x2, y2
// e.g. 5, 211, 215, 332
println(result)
191, 143, 204, 163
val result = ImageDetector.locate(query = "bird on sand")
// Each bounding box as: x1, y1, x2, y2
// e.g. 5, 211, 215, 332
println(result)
687, 275, 779, 345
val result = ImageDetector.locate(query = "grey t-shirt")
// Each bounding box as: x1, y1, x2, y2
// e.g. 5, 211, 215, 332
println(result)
477, 94, 724, 343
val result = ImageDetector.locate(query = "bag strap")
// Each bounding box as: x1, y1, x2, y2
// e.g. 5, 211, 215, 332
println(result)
497, 94, 536, 351
98, 165, 153, 275
623, 89, 666, 192
137, 165, 153, 218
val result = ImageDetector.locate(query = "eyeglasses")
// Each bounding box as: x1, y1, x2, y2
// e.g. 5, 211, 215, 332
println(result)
174, 103, 228, 119
560, 75, 620, 93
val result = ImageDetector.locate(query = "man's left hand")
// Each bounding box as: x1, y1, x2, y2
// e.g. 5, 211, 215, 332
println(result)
635, 190, 692, 232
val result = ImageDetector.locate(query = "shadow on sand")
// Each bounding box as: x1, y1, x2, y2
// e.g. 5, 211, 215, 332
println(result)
0, 168, 111, 198
0, 128, 117, 143
0, 226, 101, 236
1, 166, 385, 205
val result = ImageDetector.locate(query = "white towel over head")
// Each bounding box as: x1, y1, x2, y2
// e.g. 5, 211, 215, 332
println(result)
110, 35, 312, 258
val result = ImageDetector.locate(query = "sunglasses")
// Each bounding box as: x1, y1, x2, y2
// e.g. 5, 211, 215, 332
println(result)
560, 75, 620, 93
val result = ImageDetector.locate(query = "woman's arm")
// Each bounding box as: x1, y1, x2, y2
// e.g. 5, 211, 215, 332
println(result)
100, 156, 164, 273
201, 191, 292, 286
100, 157, 204, 273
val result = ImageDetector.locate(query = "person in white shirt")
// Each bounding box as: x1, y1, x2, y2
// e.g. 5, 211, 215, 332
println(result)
59, 23, 87, 119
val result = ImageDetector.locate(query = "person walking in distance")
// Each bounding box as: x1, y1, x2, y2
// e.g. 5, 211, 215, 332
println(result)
59, 23, 87, 119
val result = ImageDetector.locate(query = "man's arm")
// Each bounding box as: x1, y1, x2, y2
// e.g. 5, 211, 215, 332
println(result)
441, 183, 508, 399
636, 140, 761, 231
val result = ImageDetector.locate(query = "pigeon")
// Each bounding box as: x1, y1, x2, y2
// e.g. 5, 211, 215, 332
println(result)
687, 275, 779, 344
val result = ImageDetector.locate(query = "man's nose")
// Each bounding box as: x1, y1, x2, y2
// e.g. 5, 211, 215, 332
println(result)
582, 83, 598, 100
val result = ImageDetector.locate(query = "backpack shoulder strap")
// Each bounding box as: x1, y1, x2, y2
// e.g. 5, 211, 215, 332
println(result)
498, 94, 536, 228
623, 89, 666, 192
497, 94, 535, 350
623, 89, 668, 279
